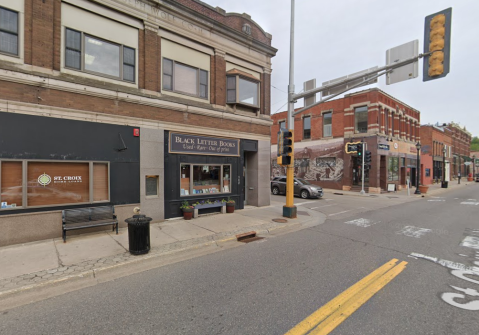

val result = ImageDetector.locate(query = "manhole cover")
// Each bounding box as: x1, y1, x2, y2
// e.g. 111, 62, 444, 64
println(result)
297, 211, 310, 216
272, 218, 288, 223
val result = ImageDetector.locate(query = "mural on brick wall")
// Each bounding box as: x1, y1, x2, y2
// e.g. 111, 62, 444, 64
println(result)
271, 139, 344, 181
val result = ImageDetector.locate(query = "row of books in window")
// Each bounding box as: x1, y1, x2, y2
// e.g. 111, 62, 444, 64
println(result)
180, 186, 230, 196
193, 181, 220, 186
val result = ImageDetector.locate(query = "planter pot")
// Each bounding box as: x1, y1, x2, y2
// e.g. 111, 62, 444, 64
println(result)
226, 203, 235, 213
468, 177, 474, 182
182, 208, 194, 220
342, 185, 351, 191
418, 185, 429, 194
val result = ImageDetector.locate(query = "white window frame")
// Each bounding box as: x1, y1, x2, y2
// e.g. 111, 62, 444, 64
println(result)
323, 112, 332, 137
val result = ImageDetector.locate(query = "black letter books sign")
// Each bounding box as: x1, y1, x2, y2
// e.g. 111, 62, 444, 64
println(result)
169, 133, 240, 156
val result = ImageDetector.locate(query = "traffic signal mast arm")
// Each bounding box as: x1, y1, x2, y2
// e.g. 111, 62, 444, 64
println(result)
292, 53, 431, 116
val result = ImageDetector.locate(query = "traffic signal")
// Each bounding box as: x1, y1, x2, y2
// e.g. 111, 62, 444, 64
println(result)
365, 150, 372, 169
423, 8, 452, 81
277, 129, 293, 166
357, 142, 363, 158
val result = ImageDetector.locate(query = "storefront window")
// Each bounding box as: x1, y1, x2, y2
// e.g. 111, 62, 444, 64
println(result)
180, 164, 190, 196
27, 162, 90, 206
193, 165, 220, 194
0, 160, 109, 210
93, 163, 109, 201
180, 164, 231, 196
388, 157, 399, 181
1, 161, 22, 208
223, 165, 230, 193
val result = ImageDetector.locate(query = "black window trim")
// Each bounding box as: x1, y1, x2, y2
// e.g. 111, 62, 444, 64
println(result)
0, 6, 19, 57
162, 57, 209, 100
226, 74, 260, 109
64, 27, 136, 83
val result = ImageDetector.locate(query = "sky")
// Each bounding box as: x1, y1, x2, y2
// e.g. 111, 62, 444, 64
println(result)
201, 0, 479, 138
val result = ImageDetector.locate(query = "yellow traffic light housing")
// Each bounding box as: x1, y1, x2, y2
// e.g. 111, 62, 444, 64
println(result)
277, 129, 293, 166
423, 8, 452, 81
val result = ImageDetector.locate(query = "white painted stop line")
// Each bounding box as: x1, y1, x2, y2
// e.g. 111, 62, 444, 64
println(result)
461, 202, 479, 205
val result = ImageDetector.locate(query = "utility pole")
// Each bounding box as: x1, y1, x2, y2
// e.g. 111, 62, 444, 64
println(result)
283, 0, 297, 218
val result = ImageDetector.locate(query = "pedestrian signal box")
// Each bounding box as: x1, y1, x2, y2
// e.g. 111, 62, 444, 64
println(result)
277, 129, 293, 166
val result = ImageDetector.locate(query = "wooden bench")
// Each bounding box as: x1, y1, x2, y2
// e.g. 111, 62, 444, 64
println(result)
62, 205, 118, 242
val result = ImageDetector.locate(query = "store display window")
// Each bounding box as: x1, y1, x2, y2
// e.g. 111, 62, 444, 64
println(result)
180, 164, 231, 196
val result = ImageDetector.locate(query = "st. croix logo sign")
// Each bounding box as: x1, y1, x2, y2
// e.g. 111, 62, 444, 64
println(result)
37, 173, 52, 187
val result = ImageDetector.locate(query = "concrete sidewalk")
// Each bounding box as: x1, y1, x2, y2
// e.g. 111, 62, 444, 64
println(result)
0, 180, 473, 310
0, 201, 324, 309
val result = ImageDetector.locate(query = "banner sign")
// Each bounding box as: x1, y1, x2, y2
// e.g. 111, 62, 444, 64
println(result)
169, 133, 240, 156
378, 144, 390, 150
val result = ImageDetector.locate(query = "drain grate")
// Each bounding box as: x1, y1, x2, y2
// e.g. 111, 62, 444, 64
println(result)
272, 218, 288, 223
239, 236, 265, 243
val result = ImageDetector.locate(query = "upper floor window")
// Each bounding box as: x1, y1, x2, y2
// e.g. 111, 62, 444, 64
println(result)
391, 112, 395, 135
303, 116, 311, 139
355, 106, 368, 133
65, 28, 135, 83
227, 75, 259, 107
279, 121, 286, 129
163, 58, 208, 99
323, 112, 332, 137
0, 7, 18, 56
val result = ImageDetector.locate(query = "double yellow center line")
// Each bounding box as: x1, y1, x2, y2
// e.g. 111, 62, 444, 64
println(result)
285, 259, 408, 335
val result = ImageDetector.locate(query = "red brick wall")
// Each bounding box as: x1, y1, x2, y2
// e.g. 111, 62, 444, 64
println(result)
173, 0, 272, 45
0, 80, 269, 136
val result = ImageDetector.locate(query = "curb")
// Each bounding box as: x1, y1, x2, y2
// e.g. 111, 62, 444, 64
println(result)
0, 218, 309, 311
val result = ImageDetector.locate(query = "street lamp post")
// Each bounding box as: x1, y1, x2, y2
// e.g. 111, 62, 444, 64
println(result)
442, 146, 447, 188
414, 142, 421, 195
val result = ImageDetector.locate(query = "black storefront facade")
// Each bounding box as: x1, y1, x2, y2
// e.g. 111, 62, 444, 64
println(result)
0, 112, 140, 246
164, 131, 258, 219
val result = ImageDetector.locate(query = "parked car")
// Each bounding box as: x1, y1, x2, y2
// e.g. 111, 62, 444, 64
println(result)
475, 173, 479, 182
271, 176, 323, 199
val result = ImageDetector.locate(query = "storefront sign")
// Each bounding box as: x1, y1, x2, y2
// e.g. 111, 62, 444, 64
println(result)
169, 133, 239, 156
378, 144, 390, 150
345, 142, 362, 154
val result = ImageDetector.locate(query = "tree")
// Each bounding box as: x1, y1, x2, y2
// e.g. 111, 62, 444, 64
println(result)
471, 136, 479, 152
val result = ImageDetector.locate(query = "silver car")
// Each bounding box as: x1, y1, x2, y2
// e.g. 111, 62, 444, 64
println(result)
271, 176, 323, 199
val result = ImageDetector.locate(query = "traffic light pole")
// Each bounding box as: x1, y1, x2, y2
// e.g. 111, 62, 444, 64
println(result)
284, 0, 297, 219
360, 142, 365, 195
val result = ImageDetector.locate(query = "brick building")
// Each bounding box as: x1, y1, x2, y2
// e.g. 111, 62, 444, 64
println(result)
271, 88, 421, 193
449, 123, 472, 177
0, 0, 277, 246
419, 124, 453, 184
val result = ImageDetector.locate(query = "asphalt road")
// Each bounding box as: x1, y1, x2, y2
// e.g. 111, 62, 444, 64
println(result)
1, 185, 478, 335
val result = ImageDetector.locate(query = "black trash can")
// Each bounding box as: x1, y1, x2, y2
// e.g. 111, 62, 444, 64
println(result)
125, 214, 152, 255
441, 181, 449, 188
